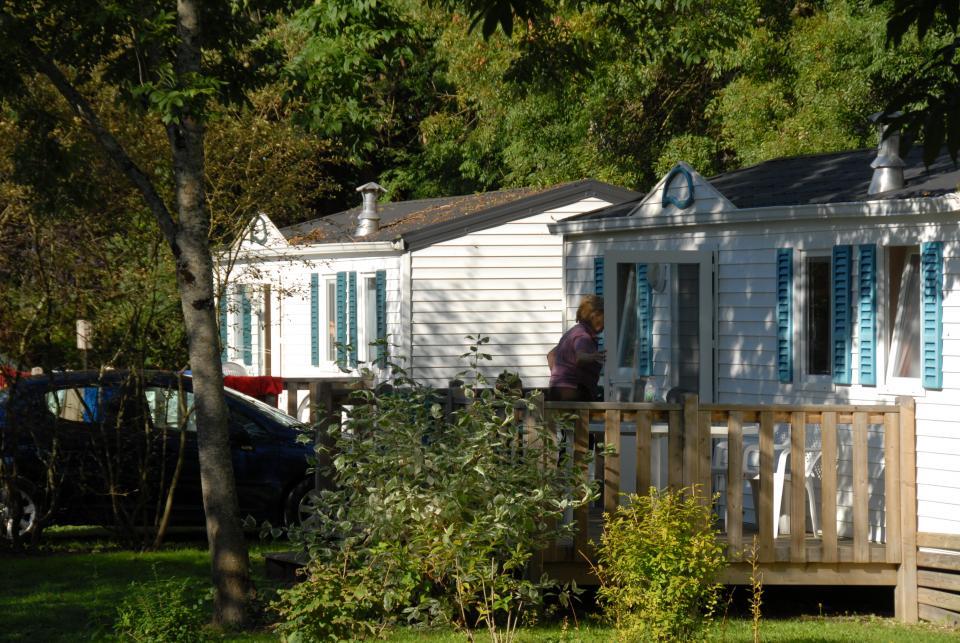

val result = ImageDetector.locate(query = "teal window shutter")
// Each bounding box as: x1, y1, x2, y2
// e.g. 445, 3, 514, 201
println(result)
921, 241, 943, 390
336, 272, 347, 366
594, 257, 604, 296
858, 245, 877, 386
348, 272, 358, 368
636, 263, 652, 376
310, 274, 319, 366
375, 270, 387, 365
777, 249, 793, 383
832, 245, 853, 385
218, 291, 228, 362
594, 257, 605, 351
240, 286, 253, 367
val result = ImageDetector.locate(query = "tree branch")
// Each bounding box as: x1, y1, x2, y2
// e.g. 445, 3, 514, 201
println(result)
12, 32, 181, 256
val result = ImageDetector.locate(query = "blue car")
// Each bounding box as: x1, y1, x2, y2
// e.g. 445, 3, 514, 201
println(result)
0, 370, 316, 538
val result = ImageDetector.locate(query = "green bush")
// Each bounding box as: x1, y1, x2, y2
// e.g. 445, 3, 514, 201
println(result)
276, 355, 595, 639
114, 577, 212, 642
596, 486, 725, 642
273, 543, 421, 641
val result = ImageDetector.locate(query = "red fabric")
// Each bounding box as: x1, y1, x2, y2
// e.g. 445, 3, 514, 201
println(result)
0, 366, 29, 389
223, 375, 285, 398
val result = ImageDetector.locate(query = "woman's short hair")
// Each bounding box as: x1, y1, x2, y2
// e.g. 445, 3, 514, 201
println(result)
576, 295, 604, 324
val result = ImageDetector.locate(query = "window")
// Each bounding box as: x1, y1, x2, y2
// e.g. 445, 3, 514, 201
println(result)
363, 275, 378, 363
325, 278, 337, 361
886, 246, 922, 382
804, 255, 832, 377
144, 386, 196, 432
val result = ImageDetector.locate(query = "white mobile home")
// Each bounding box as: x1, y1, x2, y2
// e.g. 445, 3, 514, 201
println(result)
218, 180, 637, 404
549, 139, 960, 539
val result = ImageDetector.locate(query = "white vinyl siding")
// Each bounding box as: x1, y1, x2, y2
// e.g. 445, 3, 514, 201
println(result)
409, 197, 612, 388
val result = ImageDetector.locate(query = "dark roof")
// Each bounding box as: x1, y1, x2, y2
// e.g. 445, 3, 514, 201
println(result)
570, 146, 960, 223
709, 146, 960, 209
280, 180, 638, 247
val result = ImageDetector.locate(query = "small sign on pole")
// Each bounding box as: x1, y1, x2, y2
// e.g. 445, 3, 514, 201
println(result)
76, 319, 93, 351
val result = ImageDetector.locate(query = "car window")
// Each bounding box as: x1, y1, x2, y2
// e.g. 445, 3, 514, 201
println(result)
224, 388, 304, 429
144, 386, 197, 432
44, 386, 121, 424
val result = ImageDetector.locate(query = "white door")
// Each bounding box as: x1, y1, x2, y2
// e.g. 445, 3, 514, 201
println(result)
603, 251, 714, 403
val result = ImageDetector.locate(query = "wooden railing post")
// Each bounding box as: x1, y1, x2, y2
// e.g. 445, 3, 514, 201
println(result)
573, 410, 591, 558
682, 394, 699, 488
604, 410, 621, 515
286, 381, 299, 418
759, 410, 775, 563
896, 396, 918, 623
821, 412, 839, 563
790, 411, 807, 562
726, 411, 744, 559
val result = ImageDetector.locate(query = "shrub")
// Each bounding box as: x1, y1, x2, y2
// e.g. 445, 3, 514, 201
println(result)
276, 354, 595, 639
596, 486, 725, 642
273, 543, 421, 641
114, 576, 212, 642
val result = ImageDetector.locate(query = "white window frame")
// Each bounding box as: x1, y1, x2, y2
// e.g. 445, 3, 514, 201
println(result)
323, 276, 338, 365
796, 250, 833, 391
358, 273, 379, 365
879, 245, 925, 397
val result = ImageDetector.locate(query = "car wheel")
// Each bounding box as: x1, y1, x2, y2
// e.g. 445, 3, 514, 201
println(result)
0, 481, 39, 540
283, 478, 321, 530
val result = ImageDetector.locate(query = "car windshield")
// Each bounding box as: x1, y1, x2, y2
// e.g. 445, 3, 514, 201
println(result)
224, 387, 305, 429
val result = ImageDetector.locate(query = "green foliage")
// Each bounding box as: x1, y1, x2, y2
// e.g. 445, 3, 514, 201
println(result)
273, 544, 419, 641
114, 576, 212, 642
596, 486, 725, 642
277, 352, 595, 638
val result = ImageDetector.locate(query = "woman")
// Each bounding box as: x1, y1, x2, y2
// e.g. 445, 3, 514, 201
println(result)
548, 295, 605, 401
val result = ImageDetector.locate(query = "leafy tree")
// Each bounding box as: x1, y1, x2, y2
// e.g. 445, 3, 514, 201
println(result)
881, 0, 960, 164
0, 0, 296, 626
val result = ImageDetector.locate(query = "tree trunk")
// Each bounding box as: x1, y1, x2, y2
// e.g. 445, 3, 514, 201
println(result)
169, 0, 251, 627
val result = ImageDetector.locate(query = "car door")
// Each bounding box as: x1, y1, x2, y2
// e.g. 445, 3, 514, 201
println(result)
226, 401, 281, 521
142, 382, 204, 524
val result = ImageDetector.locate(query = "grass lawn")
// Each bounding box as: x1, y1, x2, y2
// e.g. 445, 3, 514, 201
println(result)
1, 534, 958, 642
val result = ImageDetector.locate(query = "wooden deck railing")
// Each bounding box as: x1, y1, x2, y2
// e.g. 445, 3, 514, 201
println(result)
540, 395, 917, 589
286, 382, 918, 611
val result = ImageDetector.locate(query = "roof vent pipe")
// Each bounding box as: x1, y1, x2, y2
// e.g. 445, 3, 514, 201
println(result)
355, 182, 385, 237
868, 112, 905, 195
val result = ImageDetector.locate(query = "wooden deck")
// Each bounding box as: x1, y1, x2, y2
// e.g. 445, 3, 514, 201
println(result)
533, 396, 918, 615
294, 383, 935, 623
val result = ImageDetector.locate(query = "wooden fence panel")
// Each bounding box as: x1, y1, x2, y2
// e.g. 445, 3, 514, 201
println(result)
574, 410, 590, 557
636, 410, 651, 495
821, 412, 839, 563
604, 410, 621, 515
853, 411, 870, 563
726, 411, 744, 559
885, 412, 901, 565
759, 411, 775, 563
789, 412, 806, 562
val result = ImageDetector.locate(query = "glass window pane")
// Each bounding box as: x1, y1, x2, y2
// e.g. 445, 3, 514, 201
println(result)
144, 386, 196, 432
806, 257, 831, 375
616, 264, 637, 370
365, 277, 377, 361
892, 253, 921, 379
326, 280, 337, 360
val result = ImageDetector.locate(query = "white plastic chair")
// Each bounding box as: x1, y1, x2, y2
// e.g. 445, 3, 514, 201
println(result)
715, 435, 822, 537
771, 447, 822, 538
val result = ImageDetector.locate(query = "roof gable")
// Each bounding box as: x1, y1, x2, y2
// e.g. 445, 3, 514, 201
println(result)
631, 162, 736, 216
235, 213, 289, 251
